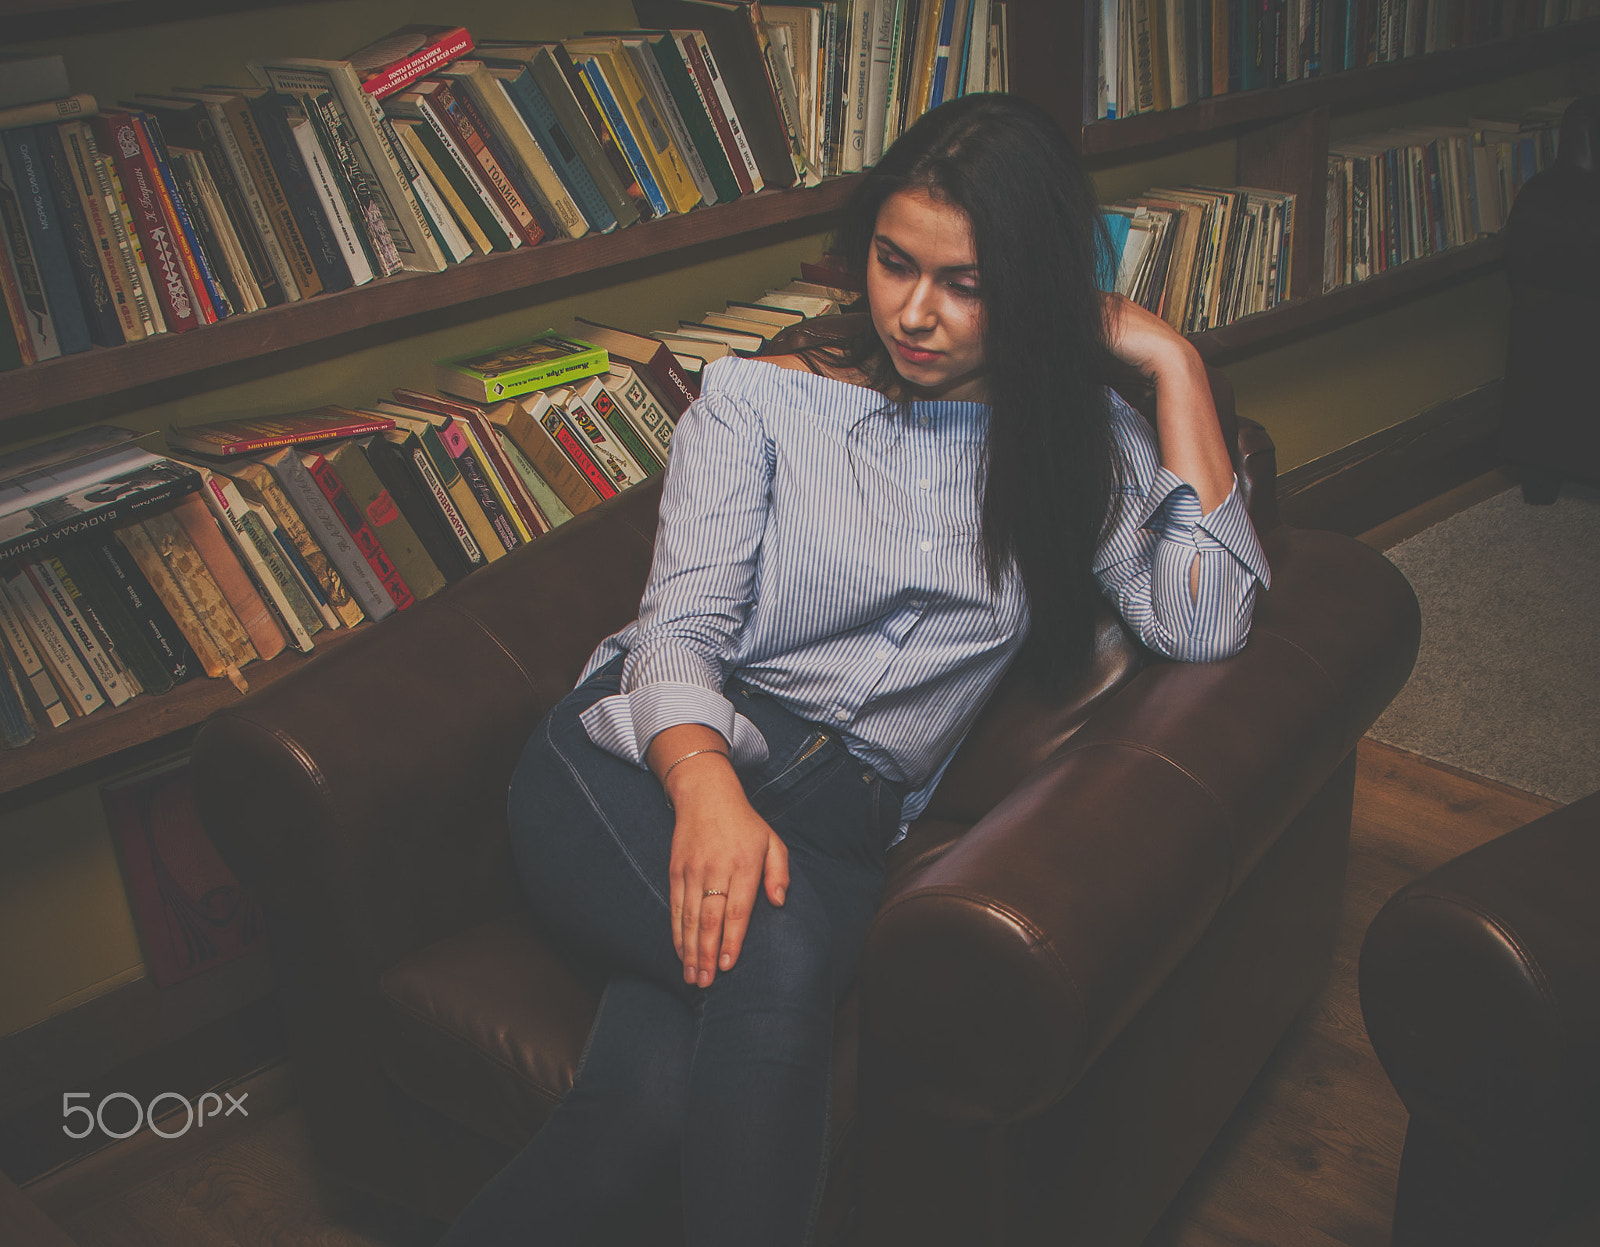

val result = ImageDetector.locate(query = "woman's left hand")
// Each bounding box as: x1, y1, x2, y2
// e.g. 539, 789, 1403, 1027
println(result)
1102, 292, 1202, 386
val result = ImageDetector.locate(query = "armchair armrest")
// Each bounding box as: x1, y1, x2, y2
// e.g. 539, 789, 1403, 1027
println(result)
860, 528, 1419, 1125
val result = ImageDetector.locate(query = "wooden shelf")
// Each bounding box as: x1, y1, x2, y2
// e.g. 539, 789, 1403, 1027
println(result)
1080, 19, 1600, 158
0, 619, 369, 798
1193, 233, 1507, 361
0, 175, 860, 427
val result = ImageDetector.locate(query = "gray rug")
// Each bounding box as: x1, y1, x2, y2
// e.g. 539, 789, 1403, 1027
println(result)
1367, 481, 1600, 805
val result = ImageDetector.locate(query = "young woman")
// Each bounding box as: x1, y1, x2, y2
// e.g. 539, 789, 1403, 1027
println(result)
440, 93, 1270, 1247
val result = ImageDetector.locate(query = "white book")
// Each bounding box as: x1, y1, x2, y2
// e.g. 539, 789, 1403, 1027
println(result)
29, 558, 135, 706
287, 111, 373, 286
600, 365, 674, 463
864, 0, 897, 165
1, 572, 104, 717
0, 585, 70, 727
842, 0, 876, 174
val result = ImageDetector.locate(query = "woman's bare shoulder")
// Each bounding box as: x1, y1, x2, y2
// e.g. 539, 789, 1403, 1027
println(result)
757, 351, 876, 389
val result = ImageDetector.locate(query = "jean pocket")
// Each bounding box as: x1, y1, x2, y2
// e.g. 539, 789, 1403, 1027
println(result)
747, 729, 843, 817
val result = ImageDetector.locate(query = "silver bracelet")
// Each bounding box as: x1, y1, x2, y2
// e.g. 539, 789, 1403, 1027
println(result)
659, 748, 731, 809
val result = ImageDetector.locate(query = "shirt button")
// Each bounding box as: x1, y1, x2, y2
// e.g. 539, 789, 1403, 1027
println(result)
919, 539, 932, 552
918, 415, 931, 428
834, 708, 849, 721
918, 478, 930, 490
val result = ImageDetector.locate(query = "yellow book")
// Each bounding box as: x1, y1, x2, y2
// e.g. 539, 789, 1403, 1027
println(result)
565, 38, 701, 215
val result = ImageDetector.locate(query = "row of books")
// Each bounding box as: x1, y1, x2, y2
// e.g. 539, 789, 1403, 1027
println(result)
0, 273, 850, 749
0, 2, 1012, 373
1096, 0, 1597, 120
1100, 184, 1296, 332
1322, 101, 1563, 291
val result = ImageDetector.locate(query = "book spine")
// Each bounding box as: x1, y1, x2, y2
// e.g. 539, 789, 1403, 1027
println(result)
2, 127, 93, 355
266, 450, 394, 621
228, 462, 353, 628
0, 584, 71, 725
674, 32, 755, 195
429, 81, 546, 245
247, 92, 351, 293
493, 429, 574, 528
605, 368, 675, 461
356, 435, 471, 583
29, 557, 135, 705
93, 113, 201, 332
2, 570, 104, 716
303, 452, 415, 610
633, 41, 727, 205
538, 402, 618, 500
289, 107, 373, 285
35, 123, 125, 347
58, 122, 145, 342
195, 471, 318, 651
503, 403, 603, 513
118, 512, 255, 684
405, 439, 485, 568
188, 107, 288, 306
495, 68, 618, 233
541, 45, 655, 222
171, 491, 285, 661
436, 419, 521, 551
221, 93, 321, 298
362, 29, 476, 99
310, 90, 401, 276
446, 65, 588, 238
390, 118, 480, 258
456, 415, 541, 540
89, 536, 199, 682
96, 144, 164, 334
507, 53, 635, 229
397, 94, 521, 249
129, 113, 225, 322
586, 382, 660, 477
168, 149, 251, 315
0, 190, 39, 366
0, 93, 97, 130
378, 106, 460, 264
575, 60, 672, 219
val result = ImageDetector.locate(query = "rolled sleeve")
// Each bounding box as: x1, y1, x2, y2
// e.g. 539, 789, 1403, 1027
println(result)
1097, 394, 1271, 663
577, 371, 775, 769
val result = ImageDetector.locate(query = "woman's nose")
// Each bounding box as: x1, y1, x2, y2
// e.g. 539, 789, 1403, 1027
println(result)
899, 278, 938, 332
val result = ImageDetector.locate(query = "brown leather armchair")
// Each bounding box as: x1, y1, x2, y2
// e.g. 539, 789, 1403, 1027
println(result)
1360, 789, 1600, 1247
192, 368, 1419, 1246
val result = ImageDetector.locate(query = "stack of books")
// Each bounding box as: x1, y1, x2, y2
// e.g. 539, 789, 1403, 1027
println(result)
1322, 100, 1566, 291
1099, 185, 1296, 331
0, 268, 849, 750
0, 6, 1011, 373
1095, 0, 1595, 120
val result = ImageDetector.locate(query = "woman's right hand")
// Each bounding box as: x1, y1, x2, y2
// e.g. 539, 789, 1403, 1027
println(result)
651, 725, 790, 989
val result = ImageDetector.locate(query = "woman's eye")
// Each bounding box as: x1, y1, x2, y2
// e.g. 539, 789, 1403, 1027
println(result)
949, 283, 981, 299
876, 252, 910, 274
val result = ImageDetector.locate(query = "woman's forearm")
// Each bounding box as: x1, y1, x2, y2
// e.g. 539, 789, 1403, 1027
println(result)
1146, 339, 1236, 516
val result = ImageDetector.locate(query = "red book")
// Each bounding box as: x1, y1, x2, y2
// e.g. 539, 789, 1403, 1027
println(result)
540, 398, 617, 500
347, 25, 475, 99
302, 451, 415, 610
91, 113, 201, 334
167, 407, 396, 457
118, 110, 219, 324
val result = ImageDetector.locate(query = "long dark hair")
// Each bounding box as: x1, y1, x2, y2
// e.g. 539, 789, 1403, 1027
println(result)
822, 93, 1124, 686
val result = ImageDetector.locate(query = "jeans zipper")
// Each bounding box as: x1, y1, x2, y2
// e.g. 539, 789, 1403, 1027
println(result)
793, 732, 829, 766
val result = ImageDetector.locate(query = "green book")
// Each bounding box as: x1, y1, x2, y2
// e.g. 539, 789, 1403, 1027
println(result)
434, 331, 609, 402
640, 31, 741, 205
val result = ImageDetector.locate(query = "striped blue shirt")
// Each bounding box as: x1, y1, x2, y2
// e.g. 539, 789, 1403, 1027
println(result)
577, 355, 1271, 828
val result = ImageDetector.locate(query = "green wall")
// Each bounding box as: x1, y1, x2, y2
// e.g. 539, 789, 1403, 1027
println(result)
0, 0, 1578, 1039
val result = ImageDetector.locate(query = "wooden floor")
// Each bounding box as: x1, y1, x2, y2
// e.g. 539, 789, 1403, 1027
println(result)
21, 741, 1559, 1247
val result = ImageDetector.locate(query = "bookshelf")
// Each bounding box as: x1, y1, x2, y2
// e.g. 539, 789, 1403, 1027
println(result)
2, 0, 1597, 796
1007, 0, 1600, 333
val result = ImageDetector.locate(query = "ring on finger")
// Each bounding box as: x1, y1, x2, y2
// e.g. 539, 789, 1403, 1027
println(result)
702, 887, 725, 898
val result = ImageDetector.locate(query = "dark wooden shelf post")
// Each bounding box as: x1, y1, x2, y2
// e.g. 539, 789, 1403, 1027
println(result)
1238, 107, 1332, 300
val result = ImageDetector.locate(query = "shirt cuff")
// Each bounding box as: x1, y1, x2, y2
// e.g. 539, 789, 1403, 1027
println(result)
578, 681, 770, 769
1136, 469, 1272, 588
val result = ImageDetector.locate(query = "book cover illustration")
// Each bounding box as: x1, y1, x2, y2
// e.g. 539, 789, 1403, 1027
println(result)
102, 756, 261, 988
0, 451, 202, 562
434, 330, 607, 400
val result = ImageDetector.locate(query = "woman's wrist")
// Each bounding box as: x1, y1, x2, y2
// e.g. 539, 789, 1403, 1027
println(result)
661, 750, 743, 811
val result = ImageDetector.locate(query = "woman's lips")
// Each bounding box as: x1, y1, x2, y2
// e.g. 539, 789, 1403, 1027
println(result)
894, 340, 941, 365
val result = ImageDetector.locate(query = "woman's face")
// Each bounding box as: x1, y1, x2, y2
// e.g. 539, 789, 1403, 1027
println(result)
867, 188, 988, 404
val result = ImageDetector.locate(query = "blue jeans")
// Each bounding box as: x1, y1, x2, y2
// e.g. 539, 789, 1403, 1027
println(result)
438, 655, 903, 1247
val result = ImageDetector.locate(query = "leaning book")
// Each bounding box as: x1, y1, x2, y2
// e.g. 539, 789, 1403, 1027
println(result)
166, 407, 395, 457
0, 442, 202, 564
434, 330, 608, 402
